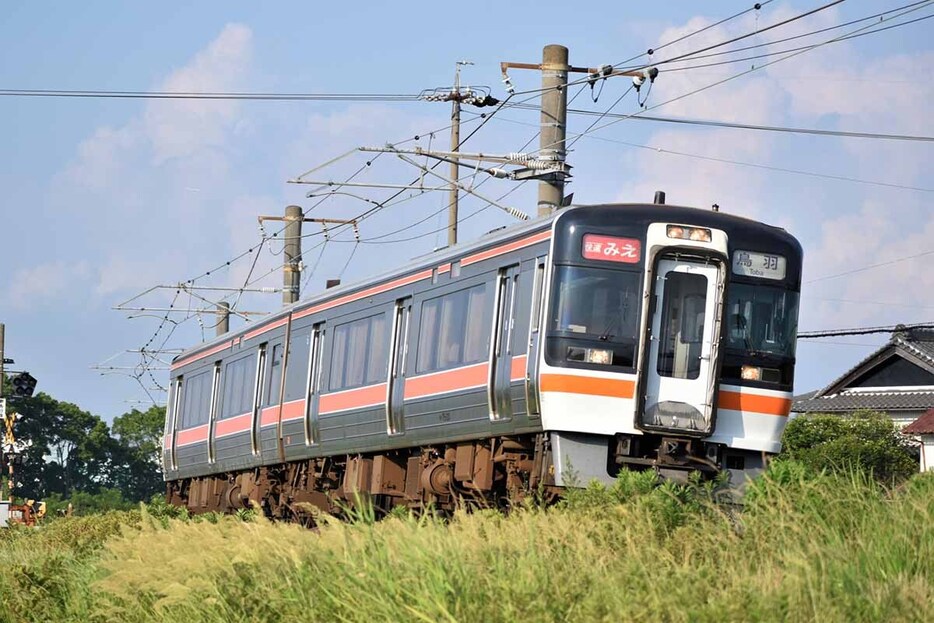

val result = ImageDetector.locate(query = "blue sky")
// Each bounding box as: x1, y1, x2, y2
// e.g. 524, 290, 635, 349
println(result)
1, 1, 932, 419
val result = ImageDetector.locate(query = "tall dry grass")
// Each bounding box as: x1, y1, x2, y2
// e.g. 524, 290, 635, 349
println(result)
1, 465, 932, 622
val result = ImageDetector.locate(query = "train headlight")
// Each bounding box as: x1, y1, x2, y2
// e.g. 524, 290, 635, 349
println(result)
567, 347, 613, 365
585, 348, 613, 365
741, 365, 762, 381
667, 225, 711, 243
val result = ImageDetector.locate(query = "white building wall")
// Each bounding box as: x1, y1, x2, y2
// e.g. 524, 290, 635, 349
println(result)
921, 435, 934, 472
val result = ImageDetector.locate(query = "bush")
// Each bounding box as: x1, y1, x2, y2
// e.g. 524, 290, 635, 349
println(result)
43, 487, 136, 517
780, 410, 917, 484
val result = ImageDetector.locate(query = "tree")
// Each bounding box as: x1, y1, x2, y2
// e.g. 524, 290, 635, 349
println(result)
2, 373, 166, 505
780, 410, 917, 484
6, 391, 115, 499
109, 406, 166, 501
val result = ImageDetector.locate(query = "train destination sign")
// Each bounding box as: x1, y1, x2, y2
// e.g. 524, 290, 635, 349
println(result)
732, 250, 786, 280
581, 234, 641, 263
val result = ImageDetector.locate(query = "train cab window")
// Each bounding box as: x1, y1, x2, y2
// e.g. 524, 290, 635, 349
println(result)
656, 272, 707, 380
265, 343, 284, 406
547, 266, 641, 369
179, 370, 211, 429
220, 355, 255, 419
726, 284, 799, 358
417, 284, 491, 373
330, 313, 388, 390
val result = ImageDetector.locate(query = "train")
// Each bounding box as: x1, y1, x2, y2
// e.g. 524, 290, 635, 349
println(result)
163, 197, 802, 518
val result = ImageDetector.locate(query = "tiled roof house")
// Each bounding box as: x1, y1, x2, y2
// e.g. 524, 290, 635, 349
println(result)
792, 327, 934, 429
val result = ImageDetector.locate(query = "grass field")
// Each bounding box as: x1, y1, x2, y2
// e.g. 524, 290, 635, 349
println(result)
1, 463, 932, 622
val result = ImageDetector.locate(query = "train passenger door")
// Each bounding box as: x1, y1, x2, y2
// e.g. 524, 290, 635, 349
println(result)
207, 362, 221, 464
387, 297, 412, 435
642, 258, 723, 434
489, 265, 520, 421
525, 258, 547, 417
165, 377, 182, 472
250, 344, 268, 455
304, 323, 325, 445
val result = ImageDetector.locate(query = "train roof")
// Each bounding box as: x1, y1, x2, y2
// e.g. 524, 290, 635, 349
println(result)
172, 202, 800, 366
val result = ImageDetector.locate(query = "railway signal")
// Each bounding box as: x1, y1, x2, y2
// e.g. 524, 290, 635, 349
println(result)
11, 372, 37, 398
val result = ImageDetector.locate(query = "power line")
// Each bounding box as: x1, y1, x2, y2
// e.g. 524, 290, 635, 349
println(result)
629, 0, 847, 69
573, 0, 934, 146
0, 89, 421, 101
484, 112, 932, 193
661, 12, 934, 73
572, 111, 934, 143
798, 322, 934, 338
615, 1, 776, 67
657, 1, 933, 67
805, 249, 934, 283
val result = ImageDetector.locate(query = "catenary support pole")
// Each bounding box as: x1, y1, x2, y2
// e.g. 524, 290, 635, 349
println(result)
283, 205, 303, 306
448, 74, 461, 247
216, 302, 230, 336
537, 44, 569, 217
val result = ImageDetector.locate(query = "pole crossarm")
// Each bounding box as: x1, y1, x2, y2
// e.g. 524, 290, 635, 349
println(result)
394, 153, 530, 221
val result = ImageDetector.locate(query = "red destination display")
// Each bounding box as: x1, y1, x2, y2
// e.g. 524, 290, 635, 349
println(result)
581, 234, 641, 263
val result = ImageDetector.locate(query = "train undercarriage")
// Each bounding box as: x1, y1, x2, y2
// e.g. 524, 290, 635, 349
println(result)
166, 432, 737, 521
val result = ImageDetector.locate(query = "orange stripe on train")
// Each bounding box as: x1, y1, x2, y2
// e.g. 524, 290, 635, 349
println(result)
540, 374, 635, 399
717, 391, 791, 416
404, 363, 488, 400
318, 383, 387, 414
175, 424, 209, 446
461, 230, 551, 266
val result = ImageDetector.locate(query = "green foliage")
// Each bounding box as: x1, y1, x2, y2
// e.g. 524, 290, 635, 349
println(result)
780, 410, 918, 484
43, 488, 136, 516
3, 390, 164, 505
3, 465, 933, 622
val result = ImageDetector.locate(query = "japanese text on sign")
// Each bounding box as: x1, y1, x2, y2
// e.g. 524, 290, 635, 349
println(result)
732, 250, 786, 280
581, 234, 641, 264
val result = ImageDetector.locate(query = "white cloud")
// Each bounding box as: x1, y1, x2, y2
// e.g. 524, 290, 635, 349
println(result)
7, 261, 91, 309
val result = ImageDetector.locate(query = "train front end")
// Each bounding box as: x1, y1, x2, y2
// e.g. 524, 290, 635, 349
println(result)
539, 203, 802, 484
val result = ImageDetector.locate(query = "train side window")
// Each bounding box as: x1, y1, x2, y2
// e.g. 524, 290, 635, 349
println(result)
265, 343, 284, 406
179, 370, 211, 429
220, 355, 254, 418
284, 331, 311, 402
416, 283, 491, 374
329, 313, 389, 390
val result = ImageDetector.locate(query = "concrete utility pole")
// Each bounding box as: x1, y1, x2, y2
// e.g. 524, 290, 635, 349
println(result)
216, 302, 230, 336
537, 44, 570, 218
258, 211, 360, 305
448, 63, 466, 247
283, 205, 303, 306
501, 45, 650, 217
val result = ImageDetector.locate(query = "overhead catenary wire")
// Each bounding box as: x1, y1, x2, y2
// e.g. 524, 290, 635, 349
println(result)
554, 0, 934, 150
612, 0, 776, 68
798, 322, 934, 338
805, 249, 934, 283
0, 89, 423, 101
510, 0, 847, 98
653, 0, 934, 67
483, 112, 932, 193
659, 12, 934, 73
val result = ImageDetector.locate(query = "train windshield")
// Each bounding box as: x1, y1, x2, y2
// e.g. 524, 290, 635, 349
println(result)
725, 284, 798, 358
550, 266, 640, 343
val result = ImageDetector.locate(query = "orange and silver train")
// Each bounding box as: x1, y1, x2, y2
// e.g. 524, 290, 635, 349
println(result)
163, 199, 801, 515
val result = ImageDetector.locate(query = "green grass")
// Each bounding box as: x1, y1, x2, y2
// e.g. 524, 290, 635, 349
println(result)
2, 464, 932, 622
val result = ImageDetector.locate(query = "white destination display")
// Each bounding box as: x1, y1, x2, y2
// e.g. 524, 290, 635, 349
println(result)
732, 250, 786, 280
